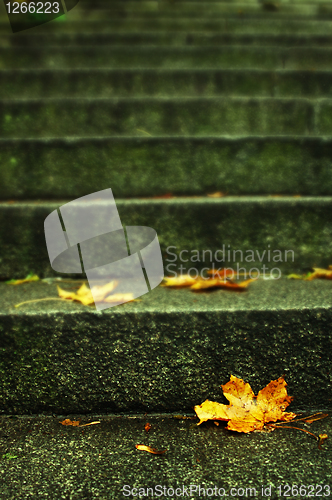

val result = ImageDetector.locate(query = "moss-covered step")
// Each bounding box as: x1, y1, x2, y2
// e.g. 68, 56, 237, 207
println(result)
0, 96, 328, 137
1, 45, 331, 70
0, 279, 331, 414
1, 68, 332, 99
5, 33, 332, 48
1, 136, 332, 199
0, 3, 324, 23
1, 18, 332, 34
50, 2, 323, 19
0, 197, 331, 279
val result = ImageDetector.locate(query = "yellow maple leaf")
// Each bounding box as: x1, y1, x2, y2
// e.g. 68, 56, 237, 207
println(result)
194, 375, 296, 433
57, 280, 134, 306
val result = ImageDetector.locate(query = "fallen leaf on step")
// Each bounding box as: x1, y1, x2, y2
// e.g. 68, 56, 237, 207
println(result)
190, 278, 254, 291
207, 191, 225, 198
57, 280, 134, 306
6, 273, 40, 285
59, 419, 80, 426
135, 444, 166, 455
305, 267, 332, 280
59, 419, 100, 427
162, 275, 198, 288
57, 283, 95, 306
288, 266, 332, 281
162, 274, 254, 291
194, 375, 296, 433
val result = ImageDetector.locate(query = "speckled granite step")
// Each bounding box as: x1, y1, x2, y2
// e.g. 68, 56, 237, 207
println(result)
3, 17, 332, 34
1, 68, 332, 99
1, 45, 332, 70
1, 96, 331, 137
0, 278, 331, 414
4, 33, 332, 47
0, 414, 331, 499
0, 197, 331, 279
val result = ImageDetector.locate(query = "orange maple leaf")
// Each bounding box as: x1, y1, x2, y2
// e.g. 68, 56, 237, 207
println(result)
194, 375, 296, 433
190, 278, 254, 291
162, 274, 254, 291
305, 266, 332, 280
288, 266, 332, 281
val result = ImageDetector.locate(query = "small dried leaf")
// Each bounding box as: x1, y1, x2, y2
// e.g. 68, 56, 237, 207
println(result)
59, 419, 80, 426
135, 444, 166, 454
318, 434, 328, 450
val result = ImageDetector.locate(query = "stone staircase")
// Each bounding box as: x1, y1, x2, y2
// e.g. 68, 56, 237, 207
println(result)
0, 0, 332, 416
1, 1, 332, 496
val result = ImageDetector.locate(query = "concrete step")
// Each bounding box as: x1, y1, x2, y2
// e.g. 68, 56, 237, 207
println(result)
2, 69, 332, 99
0, 197, 331, 279
2, 17, 332, 34
1, 279, 332, 413
1, 45, 331, 70
1, 136, 332, 199
0, 96, 330, 138
0, 415, 330, 499
4, 32, 332, 47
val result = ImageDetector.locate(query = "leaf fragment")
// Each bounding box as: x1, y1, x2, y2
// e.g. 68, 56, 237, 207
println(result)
79, 421, 101, 427
6, 273, 40, 285
318, 434, 328, 450
135, 444, 166, 454
162, 275, 197, 288
194, 375, 296, 433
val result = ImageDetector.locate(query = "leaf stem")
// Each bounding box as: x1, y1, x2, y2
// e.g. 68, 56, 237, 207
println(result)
14, 298, 66, 308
